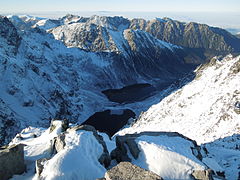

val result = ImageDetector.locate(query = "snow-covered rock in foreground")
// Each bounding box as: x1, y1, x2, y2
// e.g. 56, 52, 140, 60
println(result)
118, 55, 240, 144
9, 121, 111, 180
40, 129, 106, 180
112, 132, 212, 180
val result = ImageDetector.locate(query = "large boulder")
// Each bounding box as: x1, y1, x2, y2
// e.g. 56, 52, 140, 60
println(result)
111, 131, 202, 162
0, 144, 25, 180
68, 125, 111, 167
103, 161, 163, 180
37, 125, 110, 180
111, 132, 211, 179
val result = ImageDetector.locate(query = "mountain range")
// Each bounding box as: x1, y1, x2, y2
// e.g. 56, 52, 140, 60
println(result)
0, 14, 239, 180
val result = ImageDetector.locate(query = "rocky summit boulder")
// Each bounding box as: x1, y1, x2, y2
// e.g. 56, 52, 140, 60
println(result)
36, 124, 110, 180
111, 132, 212, 179
0, 144, 25, 180
103, 161, 163, 180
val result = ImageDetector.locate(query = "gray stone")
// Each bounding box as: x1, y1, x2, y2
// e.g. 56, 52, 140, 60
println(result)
112, 131, 201, 163
234, 101, 240, 114
0, 144, 25, 180
192, 169, 213, 180
104, 162, 163, 180
54, 133, 66, 153
36, 158, 49, 176
125, 139, 140, 159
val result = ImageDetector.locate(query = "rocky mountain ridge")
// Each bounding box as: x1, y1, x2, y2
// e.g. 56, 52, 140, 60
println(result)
10, 14, 240, 63
43, 15, 240, 63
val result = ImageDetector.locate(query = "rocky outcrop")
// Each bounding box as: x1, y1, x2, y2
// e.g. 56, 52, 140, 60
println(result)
54, 133, 66, 153
49, 119, 69, 133
51, 124, 111, 168
0, 16, 21, 54
36, 158, 49, 176
111, 132, 202, 162
68, 125, 111, 167
0, 144, 25, 180
192, 169, 213, 180
103, 162, 163, 180
234, 101, 240, 114
130, 18, 240, 54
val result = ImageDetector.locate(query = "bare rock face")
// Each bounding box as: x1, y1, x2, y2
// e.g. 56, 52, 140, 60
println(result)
54, 133, 66, 153
103, 162, 163, 180
0, 144, 25, 180
0, 16, 21, 54
130, 18, 240, 54
192, 169, 213, 180
36, 158, 49, 176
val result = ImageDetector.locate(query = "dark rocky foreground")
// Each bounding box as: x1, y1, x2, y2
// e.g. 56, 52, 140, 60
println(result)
0, 144, 25, 180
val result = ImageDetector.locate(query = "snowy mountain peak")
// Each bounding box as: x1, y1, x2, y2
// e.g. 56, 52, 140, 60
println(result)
88, 15, 130, 31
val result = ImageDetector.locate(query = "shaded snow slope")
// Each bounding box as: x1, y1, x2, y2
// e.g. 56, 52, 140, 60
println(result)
118, 55, 240, 144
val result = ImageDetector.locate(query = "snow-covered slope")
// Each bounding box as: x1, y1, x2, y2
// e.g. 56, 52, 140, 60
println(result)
117, 55, 240, 179
118, 55, 240, 144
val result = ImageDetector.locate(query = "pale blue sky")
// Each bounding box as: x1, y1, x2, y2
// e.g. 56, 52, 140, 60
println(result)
0, 0, 239, 13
